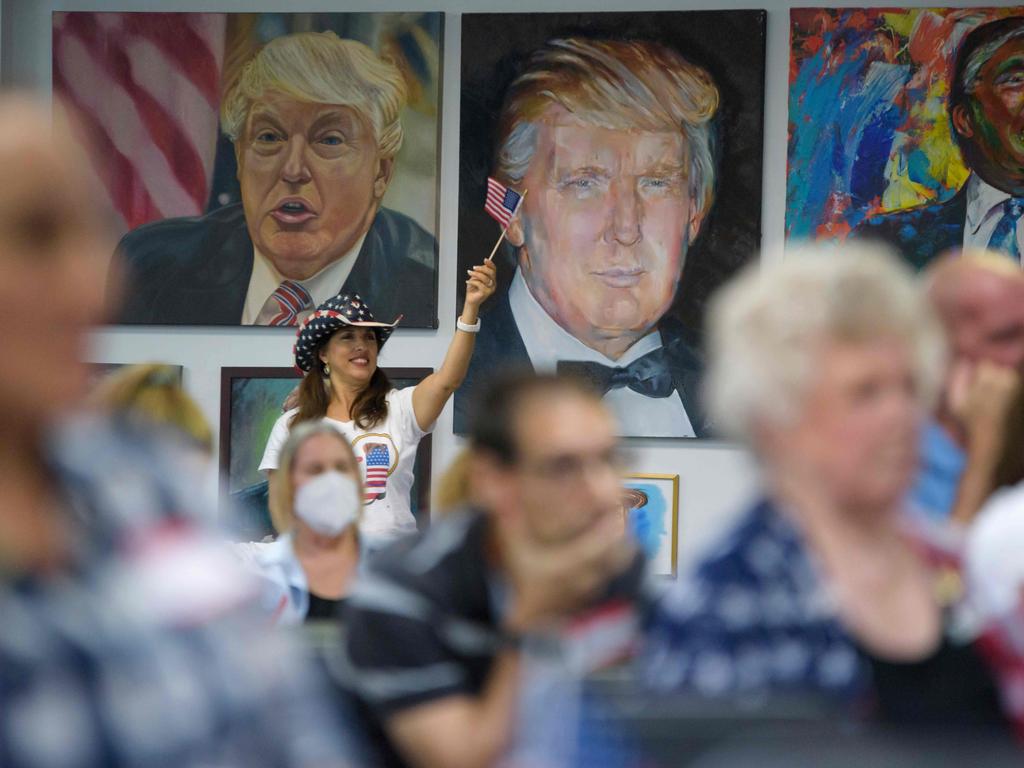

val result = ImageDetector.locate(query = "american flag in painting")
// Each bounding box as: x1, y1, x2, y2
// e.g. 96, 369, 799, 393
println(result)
363, 443, 391, 503
52, 12, 226, 234
484, 177, 523, 229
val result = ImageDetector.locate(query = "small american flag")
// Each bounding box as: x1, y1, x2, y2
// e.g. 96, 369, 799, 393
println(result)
484, 177, 523, 228
363, 443, 390, 503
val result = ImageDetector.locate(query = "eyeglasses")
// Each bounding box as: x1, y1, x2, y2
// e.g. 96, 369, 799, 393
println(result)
517, 446, 625, 484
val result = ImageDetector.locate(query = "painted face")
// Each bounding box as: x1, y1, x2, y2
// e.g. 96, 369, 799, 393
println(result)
956, 35, 1024, 194
237, 94, 390, 280
511, 393, 623, 544
0, 107, 113, 426
319, 326, 379, 385
775, 337, 921, 514
514, 112, 704, 358
290, 432, 359, 490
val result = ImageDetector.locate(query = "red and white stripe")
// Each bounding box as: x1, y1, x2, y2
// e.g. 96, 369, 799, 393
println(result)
53, 12, 226, 234
485, 176, 518, 228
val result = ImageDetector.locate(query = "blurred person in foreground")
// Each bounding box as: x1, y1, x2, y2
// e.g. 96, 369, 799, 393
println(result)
238, 420, 364, 624
642, 244, 1010, 729
0, 97, 354, 766
965, 480, 1024, 738
342, 373, 643, 768
910, 251, 1024, 525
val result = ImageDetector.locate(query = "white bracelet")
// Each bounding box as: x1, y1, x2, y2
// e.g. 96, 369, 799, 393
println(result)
456, 318, 481, 333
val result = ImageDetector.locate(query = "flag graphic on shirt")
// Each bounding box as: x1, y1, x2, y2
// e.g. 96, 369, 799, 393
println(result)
363, 442, 390, 504
484, 177, 523, 228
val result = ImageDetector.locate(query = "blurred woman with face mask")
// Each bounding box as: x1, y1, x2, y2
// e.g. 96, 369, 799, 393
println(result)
239, 420, 364, 624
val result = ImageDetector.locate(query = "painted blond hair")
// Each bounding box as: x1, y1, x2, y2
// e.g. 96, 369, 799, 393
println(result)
705, 243, 946, 444
221, 31, 408, 159
494, 37, 720, 221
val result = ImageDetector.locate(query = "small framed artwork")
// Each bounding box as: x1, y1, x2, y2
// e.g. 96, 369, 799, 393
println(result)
622, 473, 680, 577
219, 366, 433, 541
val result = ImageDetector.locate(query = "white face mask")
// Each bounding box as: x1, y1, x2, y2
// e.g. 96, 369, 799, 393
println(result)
293, 471, 360, 537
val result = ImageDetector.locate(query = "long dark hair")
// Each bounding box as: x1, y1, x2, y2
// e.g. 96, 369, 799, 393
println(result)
290, 333, 392, 430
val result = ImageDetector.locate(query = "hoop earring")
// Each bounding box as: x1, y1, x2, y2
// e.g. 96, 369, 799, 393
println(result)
322, 362, 331, 377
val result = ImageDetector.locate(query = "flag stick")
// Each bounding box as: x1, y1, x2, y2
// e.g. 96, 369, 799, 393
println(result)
486, 189, 528, 262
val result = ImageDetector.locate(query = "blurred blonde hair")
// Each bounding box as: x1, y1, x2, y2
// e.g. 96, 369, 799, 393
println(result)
221, 31, 408, 159
268, 419, 363, 535
705, 243, 946, 444
494, 37, 719, 222
90, 363, 212, 452
433, 449, 474, 515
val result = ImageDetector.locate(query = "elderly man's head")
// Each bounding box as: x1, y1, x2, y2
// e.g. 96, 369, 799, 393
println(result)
221, 32, 407, 280
0, 98, 114, 429
494, 38, 719, 359
925, 250, 1024, 371
706, 244, 945, 512
951, 16, 1024, 195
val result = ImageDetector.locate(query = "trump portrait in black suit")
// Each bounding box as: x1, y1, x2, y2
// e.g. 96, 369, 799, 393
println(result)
455, 36, 729, 438
113, 30, 437, 327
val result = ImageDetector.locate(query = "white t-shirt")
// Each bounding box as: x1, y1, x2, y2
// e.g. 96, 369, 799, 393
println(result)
259, 387, 429, 540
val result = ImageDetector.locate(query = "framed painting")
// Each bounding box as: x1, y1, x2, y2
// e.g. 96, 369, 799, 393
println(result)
622, 473, 679, 577
787, 8, 1024, 268
454, 10, 767, 438
219, 366, 433, 540
54, 11, 442, 327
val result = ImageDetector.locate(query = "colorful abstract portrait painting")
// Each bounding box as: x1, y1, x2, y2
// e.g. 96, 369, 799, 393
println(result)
788, 8, 1024, 269
454, 11, 767, 439
53, 12, 442, 328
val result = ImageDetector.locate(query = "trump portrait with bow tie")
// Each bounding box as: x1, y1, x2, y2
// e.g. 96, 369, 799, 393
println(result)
454, 36, 723, 438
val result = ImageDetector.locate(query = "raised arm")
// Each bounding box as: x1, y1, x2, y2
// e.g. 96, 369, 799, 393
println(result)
412, 260, 497, 431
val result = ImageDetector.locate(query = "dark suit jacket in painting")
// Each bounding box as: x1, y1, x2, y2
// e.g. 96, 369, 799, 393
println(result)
113, 203, 438, 327
852, 186, 967, 271
453, 289, 710, 437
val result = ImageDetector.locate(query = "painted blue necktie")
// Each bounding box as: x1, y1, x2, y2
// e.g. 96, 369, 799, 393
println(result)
987, 198, 1024, 261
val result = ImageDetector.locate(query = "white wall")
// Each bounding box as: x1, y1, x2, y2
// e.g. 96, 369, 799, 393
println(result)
10, 0, 1006, 569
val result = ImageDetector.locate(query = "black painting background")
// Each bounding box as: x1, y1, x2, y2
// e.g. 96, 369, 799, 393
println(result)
457, 10, 766, 350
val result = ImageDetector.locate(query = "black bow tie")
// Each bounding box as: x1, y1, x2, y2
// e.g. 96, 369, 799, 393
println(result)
558, 348, 675, 398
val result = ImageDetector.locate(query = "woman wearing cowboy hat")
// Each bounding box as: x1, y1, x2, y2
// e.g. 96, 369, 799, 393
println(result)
260, 260, 497, 544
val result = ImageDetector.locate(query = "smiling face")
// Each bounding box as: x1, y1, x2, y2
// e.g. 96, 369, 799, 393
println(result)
954, 34, 1024, 195
509, 110, 704, 358
237, 94, 392, 280
318, 326, 379, 386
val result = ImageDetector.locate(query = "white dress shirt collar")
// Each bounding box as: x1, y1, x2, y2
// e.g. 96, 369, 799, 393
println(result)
241, 233, 367, 325
965, 173, 1012, 237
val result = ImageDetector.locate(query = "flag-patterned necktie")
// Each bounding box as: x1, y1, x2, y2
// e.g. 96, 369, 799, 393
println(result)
268, 280, 312, 326
987, 198, 1024, 262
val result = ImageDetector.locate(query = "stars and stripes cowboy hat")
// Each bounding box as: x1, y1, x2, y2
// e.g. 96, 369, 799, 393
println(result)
293, 292, 401, 373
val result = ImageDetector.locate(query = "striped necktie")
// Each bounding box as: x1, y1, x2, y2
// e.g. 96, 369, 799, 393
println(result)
268, 280, 312, 326
987, 198, 1024, 262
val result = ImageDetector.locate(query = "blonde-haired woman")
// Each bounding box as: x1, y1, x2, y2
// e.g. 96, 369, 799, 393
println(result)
644, 244, 1009, 729
239, 420, 363, 624
90, 362, 212, 454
